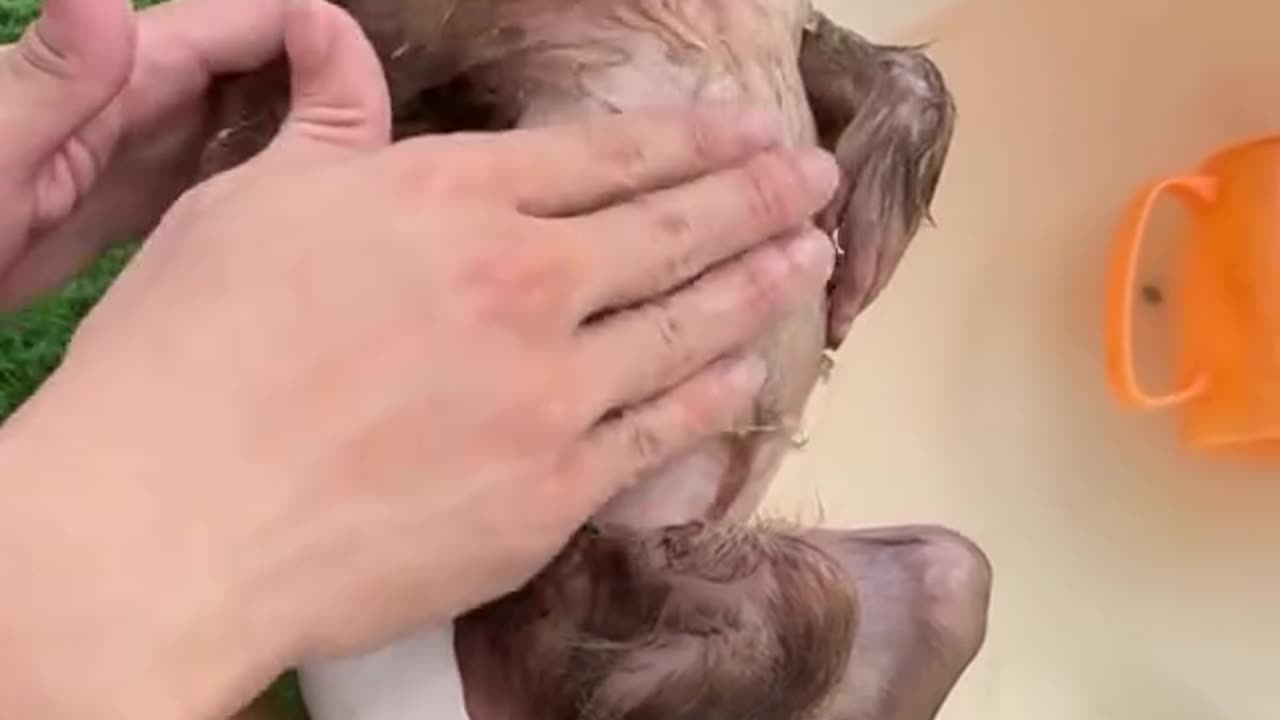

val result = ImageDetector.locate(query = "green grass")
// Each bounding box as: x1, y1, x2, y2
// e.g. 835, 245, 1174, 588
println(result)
0, 1, 141, 419
0, 245, 135, 417
1, 1, 307, 716
0, 0, 39, 37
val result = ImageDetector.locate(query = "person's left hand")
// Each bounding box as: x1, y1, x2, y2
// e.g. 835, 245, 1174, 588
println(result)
0, 0, 295, 309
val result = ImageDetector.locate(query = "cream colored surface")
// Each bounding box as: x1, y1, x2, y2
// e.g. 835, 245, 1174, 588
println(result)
776, 0, 1280, 717
817, 0, 960, 38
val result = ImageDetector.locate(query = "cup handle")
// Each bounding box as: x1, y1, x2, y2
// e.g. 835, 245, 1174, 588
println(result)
1104, 175, 1214, 409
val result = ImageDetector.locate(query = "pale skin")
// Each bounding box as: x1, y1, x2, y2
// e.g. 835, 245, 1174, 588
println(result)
0, 0, 839, 718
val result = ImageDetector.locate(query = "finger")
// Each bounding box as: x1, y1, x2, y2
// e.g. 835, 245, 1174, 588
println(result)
141, 0, 290, 75
573, 146, 838, 315
0, 0, 134, 170
0, 155, 168, 312
121, 0, 294, 124
571, 352, 767, 498
263, 0, 391, 162
395, 104, 784, 217
578, 226, 834, 413
0, 219, 110, 312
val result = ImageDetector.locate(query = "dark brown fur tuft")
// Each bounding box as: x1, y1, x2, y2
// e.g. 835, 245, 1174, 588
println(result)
460, 522, 856, 720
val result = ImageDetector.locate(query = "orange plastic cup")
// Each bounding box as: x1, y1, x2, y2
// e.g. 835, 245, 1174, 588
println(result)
1105, 134, 1280, 458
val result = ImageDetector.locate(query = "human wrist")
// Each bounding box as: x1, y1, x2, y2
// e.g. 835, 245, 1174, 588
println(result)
0, 375, 289, 719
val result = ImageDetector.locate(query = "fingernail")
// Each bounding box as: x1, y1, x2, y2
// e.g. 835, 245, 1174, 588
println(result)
724, 353, 768, 394
785, 228, 836, 277
798, 147, 839, 196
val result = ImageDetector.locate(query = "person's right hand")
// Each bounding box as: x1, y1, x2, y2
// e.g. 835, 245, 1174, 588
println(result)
0, 0, 837, 718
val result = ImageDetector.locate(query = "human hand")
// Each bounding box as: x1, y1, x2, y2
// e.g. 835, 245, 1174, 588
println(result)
0, 0, 294, 309
0, 0, 838, 717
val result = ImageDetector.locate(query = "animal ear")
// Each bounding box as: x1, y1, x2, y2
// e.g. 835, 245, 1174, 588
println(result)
799, 13, 957, 350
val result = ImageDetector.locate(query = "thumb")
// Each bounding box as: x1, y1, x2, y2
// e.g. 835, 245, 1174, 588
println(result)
265, 0, 391, 162
0, 0, 134, 170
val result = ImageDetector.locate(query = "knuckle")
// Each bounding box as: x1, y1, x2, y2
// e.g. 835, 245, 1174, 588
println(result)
549, 364, 595, 432
595, 124, 651, 194
466, 242, 576, 326
623, 415, 669, 469
683, 110, 720, 166
16, 25, 80, 83
735, 249, 789, 314
9, 21, 131, 108
656, 251, 696, 290
645, 298, 691, 358
631, 197, 699, 281
647, 199, 696, 246
385, 137, 474, 196
522, 384, 580, 436
740, 151, 806, 227
402, 160, 459, 199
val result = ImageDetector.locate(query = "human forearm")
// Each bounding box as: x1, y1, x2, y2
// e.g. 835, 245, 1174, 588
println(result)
0, 380, 284, 720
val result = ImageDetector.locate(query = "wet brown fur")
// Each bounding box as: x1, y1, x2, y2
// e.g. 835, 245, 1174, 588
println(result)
205, 3, 975, 719
455, 521, 855, 720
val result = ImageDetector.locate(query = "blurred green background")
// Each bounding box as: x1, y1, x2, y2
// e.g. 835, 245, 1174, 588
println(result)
0, 0, 305, 715
0, 0, 136, 418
